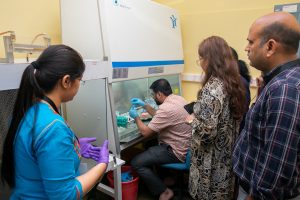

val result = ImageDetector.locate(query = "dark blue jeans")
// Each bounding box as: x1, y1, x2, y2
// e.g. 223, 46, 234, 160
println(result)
131, 143, 180, 196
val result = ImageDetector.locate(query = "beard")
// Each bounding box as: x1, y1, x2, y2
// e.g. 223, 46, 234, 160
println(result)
155, 99, 162, 105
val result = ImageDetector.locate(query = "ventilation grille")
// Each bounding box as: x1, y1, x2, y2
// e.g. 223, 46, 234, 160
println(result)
0, 89, 18, 160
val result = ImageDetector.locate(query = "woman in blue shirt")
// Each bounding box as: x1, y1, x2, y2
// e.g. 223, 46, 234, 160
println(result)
1, 45, 109, 199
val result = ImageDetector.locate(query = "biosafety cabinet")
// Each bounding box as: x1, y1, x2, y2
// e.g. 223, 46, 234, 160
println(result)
60, 0, 184, 156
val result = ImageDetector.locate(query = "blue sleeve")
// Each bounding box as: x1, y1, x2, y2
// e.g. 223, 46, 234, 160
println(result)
33, 119, 83, 200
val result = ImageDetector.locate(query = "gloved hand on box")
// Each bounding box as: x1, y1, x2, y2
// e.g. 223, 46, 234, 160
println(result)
129, 106, 139, 119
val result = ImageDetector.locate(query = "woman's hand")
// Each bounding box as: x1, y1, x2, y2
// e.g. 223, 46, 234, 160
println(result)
185, 114, 195, 124
79, 137, 101, 161
96, 140, 109, 164
245, 195, 254, 200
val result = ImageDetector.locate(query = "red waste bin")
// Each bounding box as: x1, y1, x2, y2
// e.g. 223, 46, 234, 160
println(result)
107, 166, 139, 200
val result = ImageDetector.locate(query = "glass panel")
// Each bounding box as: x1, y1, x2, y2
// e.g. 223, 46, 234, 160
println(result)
112, 79, 148, 143
111, 74, 181, 143
112, 79, 148, 114
148, 74, 181, 96
65, 78, 108, 146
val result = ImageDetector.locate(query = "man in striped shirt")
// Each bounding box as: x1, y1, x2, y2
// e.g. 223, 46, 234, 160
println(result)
129, 79, 192, 200
233, 12, 300, 200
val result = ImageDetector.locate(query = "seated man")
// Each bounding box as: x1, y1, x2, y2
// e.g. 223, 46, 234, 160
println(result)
129, 79, 192, 200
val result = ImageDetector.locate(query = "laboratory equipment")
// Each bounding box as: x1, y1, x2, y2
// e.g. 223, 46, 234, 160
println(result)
116, 116, 129, 128
111, 74, 182, 147
60, 0, 184, 199
0, 31, 51, 63
61, 0, 184, 153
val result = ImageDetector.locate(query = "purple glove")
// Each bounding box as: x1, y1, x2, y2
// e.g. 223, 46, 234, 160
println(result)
79, 137, 101, 161
96, 140, 109, 164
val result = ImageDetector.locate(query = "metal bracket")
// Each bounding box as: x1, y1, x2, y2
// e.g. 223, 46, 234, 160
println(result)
0, 31, 51, 63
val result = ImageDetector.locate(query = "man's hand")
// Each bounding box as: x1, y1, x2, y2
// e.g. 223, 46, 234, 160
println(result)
131, 98, 145, 107
129, 106, 139, 119
256, 76, 264, 96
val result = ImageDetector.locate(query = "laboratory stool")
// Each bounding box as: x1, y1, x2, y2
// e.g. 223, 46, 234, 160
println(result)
161, 149, 191, 199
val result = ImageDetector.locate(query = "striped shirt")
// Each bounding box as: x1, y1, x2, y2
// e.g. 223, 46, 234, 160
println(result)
148, 94, 192, 162
233, 59, 300, 199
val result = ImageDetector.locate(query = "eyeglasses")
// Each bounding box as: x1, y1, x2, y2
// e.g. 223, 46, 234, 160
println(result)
78, 78, 85, 86
150, 92, 155, 98
196, 57, 204, 66
149, 90, 157, 98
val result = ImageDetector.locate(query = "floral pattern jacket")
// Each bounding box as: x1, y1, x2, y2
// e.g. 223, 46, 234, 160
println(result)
189, 76, 240, 200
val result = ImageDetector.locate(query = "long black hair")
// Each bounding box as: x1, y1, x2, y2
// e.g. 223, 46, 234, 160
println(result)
1, 44, 85, 188
231, 47, 251, 83
238, 60, 251, 83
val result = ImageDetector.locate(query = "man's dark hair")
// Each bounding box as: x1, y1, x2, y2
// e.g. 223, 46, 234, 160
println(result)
150, 78, 172, 96
260, 22, 300, 53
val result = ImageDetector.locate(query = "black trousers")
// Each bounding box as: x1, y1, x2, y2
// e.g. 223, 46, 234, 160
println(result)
131, 143, 180, 196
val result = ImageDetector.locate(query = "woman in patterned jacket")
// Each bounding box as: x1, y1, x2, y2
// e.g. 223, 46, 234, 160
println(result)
186, 36, 246, 200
